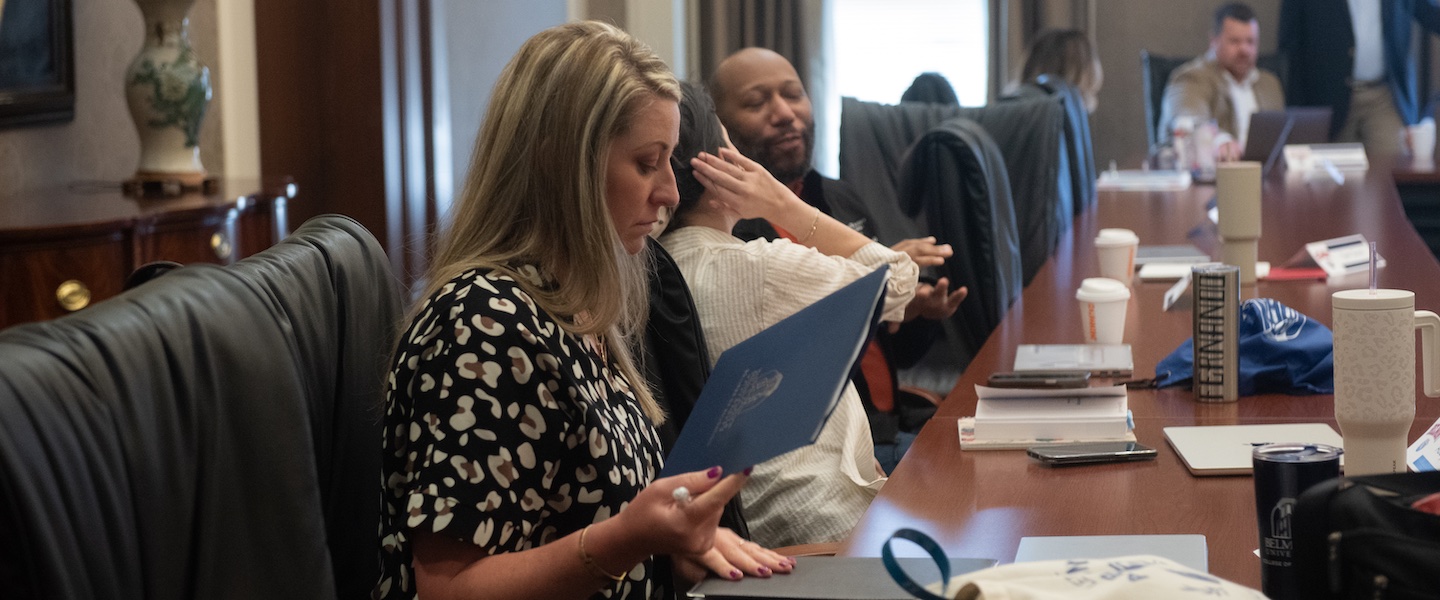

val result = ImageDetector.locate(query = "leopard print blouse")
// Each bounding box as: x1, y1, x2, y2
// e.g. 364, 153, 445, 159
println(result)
374, 267, 666, 600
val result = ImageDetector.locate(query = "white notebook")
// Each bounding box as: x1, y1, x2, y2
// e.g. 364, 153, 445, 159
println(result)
1163, 423, 1344, 476
1014, 535, 1208, 572
1013, 344, 1133, 377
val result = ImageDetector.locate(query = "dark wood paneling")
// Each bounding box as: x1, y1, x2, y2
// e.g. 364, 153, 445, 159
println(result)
256, 0, 442, 289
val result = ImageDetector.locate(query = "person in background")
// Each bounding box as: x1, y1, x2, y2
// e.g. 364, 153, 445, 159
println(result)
374, 22, 791, 600
1280, 0, 1440, 162
660, 81, 919, 548
709, 48, 966, 475
1159, 3, 1284, 162
1018, 29, 1104, 113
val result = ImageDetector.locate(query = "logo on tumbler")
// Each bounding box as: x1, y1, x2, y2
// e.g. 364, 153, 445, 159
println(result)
1265, 498, 1295, 556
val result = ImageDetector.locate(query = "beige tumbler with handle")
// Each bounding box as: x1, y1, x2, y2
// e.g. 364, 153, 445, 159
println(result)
1332, 289, 1440, 475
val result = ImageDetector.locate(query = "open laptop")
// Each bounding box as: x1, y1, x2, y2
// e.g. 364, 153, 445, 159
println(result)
1163, 423, 1344, 476
1242, 107, 1333, 174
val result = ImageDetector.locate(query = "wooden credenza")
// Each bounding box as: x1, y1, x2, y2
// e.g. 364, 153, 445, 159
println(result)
0, 180, 293, 328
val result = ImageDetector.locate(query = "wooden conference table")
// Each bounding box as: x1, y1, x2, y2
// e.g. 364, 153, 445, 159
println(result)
837, 164, 1440, 588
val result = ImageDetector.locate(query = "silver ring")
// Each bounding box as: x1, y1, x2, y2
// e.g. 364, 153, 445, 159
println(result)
672, 486, 693, 506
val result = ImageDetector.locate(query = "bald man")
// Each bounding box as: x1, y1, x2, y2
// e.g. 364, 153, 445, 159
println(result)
709, 48, 966, 473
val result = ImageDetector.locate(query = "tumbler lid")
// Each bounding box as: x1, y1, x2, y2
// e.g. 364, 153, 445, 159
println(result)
1252, 442, 1343, 463
1332, 289, 1414, 311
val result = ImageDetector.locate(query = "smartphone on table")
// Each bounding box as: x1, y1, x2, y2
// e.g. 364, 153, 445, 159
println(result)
987, 370, 1091, 389
1027, 441, 1158, 466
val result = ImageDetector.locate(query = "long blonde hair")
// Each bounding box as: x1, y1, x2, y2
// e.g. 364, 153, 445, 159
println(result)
422, 21, 677, 423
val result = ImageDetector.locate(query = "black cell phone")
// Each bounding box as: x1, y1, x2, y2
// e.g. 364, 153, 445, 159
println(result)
986, 370, 1091, 389
1026, 442, 1158, 466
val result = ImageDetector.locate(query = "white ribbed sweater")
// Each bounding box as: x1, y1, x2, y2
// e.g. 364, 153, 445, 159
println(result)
659, 226, 919, 547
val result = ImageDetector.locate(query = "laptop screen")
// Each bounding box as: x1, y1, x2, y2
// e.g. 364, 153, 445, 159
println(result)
1242, 107, 1333, 174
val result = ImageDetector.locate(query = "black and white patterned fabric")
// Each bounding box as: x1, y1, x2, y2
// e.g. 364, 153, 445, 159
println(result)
374, 267, 666, 600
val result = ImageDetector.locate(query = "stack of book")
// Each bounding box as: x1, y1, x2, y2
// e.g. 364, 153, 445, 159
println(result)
960, 385, 1133, 451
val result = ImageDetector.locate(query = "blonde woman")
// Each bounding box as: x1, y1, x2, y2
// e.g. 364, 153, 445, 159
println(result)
375, 22, 790, 600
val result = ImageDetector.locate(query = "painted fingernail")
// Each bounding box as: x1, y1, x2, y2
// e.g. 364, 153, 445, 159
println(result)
758, 566, 772, 576
707, 466, 722, 479
743, 465, 754, 475
729, 569, 743, 580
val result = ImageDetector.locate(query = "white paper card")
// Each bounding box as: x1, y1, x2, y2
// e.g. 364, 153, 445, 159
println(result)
1304, 234, 1385, 278
1408, 418, 1440, 472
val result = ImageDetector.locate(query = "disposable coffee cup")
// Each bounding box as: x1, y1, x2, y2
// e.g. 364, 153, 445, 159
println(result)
1253, 443, 1342, 600
1095, 228, 1139, 285
1409, 118, 1436, 164
1076, 277, 1131, 344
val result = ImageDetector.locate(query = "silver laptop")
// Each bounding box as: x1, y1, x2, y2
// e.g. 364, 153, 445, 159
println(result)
1163, 423, 1343, 476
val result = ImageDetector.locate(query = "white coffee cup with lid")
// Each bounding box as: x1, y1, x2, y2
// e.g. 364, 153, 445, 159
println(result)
1095, 228, 1140, 286
1077, 277, 1131, 344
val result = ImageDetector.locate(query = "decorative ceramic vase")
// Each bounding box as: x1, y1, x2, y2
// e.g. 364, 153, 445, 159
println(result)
125, 0, 211, 185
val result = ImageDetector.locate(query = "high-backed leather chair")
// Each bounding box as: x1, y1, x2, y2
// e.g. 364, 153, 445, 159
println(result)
0, 215, 401, 599
643, 237, 749, 539
1008, 75, 1098, 215
1142, 50, 1193, 152
898, 117, 1023, 372
839, 96, 1070, 284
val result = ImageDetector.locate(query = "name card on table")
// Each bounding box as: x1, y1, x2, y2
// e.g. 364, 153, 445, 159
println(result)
1303, 234, 1385, 278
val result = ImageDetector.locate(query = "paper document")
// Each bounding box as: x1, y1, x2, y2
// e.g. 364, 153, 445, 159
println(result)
1408, 417, 1440, 472
1097, 169, 1192, 191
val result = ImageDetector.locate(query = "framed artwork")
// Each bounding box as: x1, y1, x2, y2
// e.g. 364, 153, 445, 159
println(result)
0, 0, 75, 128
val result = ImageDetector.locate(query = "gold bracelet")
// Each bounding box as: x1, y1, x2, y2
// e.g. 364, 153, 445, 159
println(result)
799, 206, 821, 244
577, 525, 627, 582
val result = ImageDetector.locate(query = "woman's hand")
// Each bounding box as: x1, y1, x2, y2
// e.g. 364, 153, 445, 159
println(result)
610, 466, 748, 558
672, 527, 795, 584
689, 147, 802, 221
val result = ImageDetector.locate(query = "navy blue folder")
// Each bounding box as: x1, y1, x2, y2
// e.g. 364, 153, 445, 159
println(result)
661, 265, 890, 476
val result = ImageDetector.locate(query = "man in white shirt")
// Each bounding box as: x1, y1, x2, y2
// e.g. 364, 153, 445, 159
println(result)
1159, 3, 1285, 161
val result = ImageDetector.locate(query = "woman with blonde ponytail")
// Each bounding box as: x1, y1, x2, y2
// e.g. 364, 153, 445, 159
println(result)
375, 21, 790, 600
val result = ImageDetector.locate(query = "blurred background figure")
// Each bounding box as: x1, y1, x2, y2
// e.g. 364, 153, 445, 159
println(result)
1159, 3, 1283, 162
1018, 29, 1104, 113
901, 72, 961, 105
1280, 0, 1440, 162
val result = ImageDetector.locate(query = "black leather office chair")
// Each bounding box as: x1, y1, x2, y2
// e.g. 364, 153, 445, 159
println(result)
1006, 75, 1098, 215
897, 117, 1023, 375
0, 215, 401, 600
643, 237, 749, 539
839, 96, 1070, 284
1142, 50, 1192, 152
